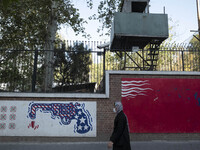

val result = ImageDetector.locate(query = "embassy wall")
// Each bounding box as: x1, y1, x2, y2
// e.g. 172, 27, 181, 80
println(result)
0, 71, 200, 142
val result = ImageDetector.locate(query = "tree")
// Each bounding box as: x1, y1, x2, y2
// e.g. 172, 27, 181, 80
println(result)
54, 43, 92, 87
0, 49, 34, 92
188, 34, 200, 71
95, 0, 123, 36
0, 0, 18, 7
0, 0, 92, 42
1, 0, 123, 92
190, 34, 200, 46
0, 0, 93, 92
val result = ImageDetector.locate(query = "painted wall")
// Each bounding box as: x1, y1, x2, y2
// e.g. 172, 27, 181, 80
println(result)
122, 78, 200, 133
1, 71, 200, 142
0, 101, 96, 137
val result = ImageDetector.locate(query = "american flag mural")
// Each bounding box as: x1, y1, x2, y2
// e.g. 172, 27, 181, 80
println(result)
121, 78, 200, 133
122, 80, 153, 100
0, 101, 96, 137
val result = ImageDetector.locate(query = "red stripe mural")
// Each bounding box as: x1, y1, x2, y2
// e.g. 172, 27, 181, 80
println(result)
121, 78, 200, 133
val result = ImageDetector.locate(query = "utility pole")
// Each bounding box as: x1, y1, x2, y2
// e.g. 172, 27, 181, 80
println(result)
196, 0, 200, 37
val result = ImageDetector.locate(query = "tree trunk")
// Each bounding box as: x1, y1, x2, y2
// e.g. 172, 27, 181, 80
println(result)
43, 1, 57, 92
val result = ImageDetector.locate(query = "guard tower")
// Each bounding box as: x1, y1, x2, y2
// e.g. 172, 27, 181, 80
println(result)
110, 0, 169, 70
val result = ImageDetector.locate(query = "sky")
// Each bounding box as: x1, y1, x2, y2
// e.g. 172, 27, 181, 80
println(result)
58, 0, 198, 43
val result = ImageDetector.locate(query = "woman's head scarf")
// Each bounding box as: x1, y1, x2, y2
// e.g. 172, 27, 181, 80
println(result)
114, 101, 123, 114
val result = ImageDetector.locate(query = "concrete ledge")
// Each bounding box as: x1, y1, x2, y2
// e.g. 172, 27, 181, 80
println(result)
0, 92, 108, 98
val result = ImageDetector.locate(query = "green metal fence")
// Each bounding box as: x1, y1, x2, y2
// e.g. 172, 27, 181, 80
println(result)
0, 41, 200, 93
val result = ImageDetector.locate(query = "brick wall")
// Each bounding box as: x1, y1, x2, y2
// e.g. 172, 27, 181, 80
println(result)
109, 72, 200, 141
0, 71, 200, 142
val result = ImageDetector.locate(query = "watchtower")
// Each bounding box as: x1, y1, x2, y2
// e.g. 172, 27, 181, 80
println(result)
110, 0, 169, 70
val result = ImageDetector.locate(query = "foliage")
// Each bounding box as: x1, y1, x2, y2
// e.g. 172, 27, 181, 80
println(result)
0, 0, 94, 92
189, 33, 200, 46
0, 0, 92, 45
0, 42, 93, 92
188, 34, 200, 71
0, 50, 34, 92
93, 0, 123, 36
54, 43, 92, 86
0, 0, 19, 7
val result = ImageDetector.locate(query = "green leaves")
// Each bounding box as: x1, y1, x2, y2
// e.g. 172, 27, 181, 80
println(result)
0, 0, 93, 44
0, 0, 95, 92
54, 43, 92, 86
1, 0, 19, 7
190, 34, 200, 46
95, 0, 123, 36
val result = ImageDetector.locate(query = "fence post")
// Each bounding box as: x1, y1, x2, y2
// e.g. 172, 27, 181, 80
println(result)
182, 50, 185, 71
102, 48, 106, 93
32, 49, 38, 92
103, 48, 105, 78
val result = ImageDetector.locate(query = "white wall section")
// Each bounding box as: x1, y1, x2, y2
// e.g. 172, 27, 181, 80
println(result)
0, 101, 96, 137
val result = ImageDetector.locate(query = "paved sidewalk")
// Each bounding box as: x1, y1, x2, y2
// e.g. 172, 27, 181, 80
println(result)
0, 141, 200, 150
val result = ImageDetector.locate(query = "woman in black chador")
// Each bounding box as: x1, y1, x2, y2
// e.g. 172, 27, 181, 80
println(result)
108, 102, 131, 150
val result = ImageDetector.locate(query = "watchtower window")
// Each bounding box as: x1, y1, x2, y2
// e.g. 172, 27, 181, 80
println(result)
131, 2, 147, 13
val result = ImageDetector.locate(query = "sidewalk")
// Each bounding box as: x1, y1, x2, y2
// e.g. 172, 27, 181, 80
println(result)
0, 141, 200, 150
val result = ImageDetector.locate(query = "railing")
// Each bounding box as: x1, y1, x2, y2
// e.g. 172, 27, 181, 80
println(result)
116, 44, 200, 72
0, 41, 200, 93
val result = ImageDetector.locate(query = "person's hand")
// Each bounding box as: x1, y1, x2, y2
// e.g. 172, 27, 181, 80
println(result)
107, 141, 113, 149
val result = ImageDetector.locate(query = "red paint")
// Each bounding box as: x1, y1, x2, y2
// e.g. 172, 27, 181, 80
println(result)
121, 78, 200, 133
28, 121, 39, 130
31, 121, 35, 128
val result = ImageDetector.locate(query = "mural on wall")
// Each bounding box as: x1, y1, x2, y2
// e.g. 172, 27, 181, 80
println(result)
121, 78, 200, 133
0, 101, 96, 137
28, 102, 93, 134
0, 105, 17, 131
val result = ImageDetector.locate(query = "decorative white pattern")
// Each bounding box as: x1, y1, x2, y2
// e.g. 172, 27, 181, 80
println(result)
122, 80, 153, 99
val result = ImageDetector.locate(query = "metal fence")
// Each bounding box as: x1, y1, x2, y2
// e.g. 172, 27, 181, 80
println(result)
116, 43, 200, 72
0, 41, 200, 93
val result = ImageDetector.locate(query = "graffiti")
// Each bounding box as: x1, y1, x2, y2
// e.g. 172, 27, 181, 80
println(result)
0, 105, 17, 131
0, 123, 6, 130
28, 121, 39, 130
10, 106, 17, 112
1, 106, 7, 112
194, 92, 200, 105
9, 123, 16, 130
28, 102, 93, 134
9, 114, 16, 121
0, 114, 6, 121
0, 101, 96, 137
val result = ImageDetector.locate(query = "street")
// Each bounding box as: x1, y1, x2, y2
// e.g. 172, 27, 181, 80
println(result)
0, 141, 200, 150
